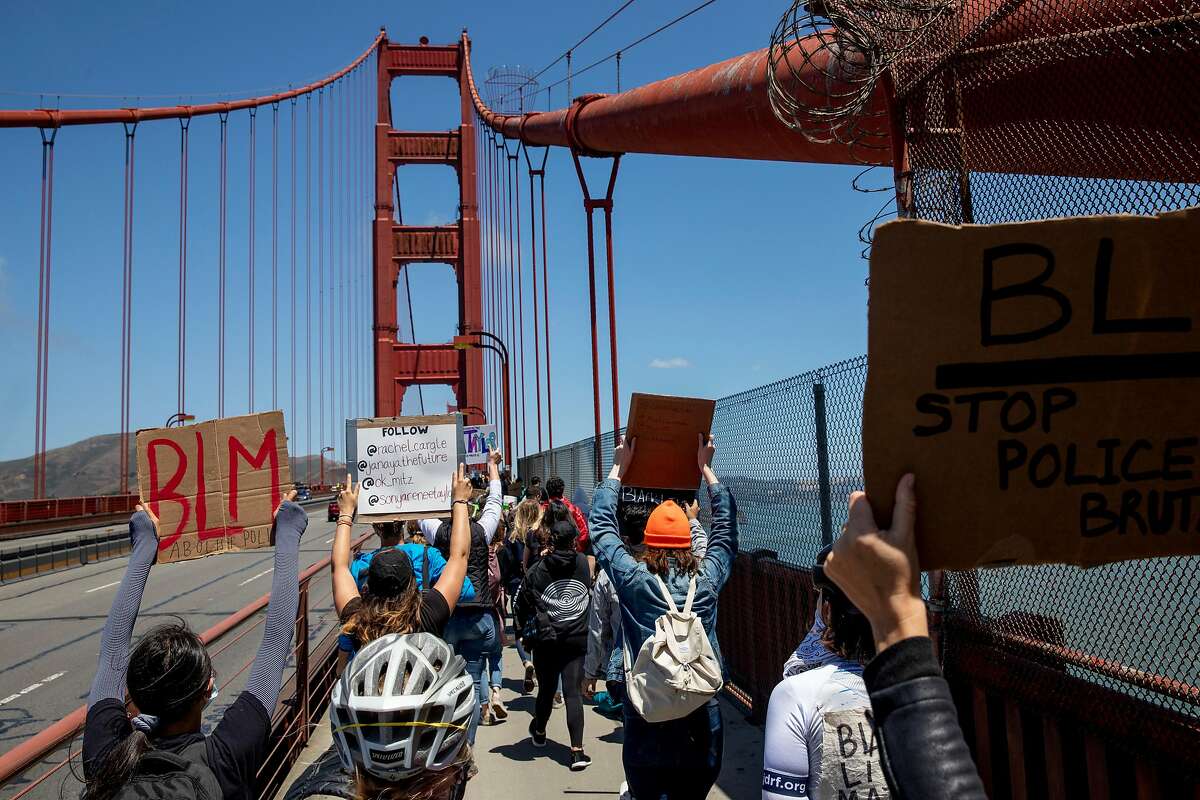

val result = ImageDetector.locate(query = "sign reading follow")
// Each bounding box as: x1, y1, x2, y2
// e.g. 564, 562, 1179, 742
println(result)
347, 414, 462, 520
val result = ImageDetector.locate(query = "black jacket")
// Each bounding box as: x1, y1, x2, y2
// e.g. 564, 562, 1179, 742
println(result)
515, 549, 591, 648
864, 636, 987, 800
435, 520, 491, 610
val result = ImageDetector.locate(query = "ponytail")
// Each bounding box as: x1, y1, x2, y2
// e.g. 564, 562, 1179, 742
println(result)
84, 731, 153, 800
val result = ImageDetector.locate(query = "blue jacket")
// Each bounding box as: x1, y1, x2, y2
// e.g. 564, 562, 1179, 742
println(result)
349, 543, 476, 601
590, 478, 738, 675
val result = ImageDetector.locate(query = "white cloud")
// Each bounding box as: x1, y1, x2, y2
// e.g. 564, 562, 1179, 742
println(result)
649, 357, 691, 369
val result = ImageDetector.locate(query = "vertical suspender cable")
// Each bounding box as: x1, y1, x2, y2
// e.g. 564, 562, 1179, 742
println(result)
504, 144, 518, 463
271, 102, 279, 410
511, 144, 528, 462
328, 83, 336, 456
119, 123, 137, 495
33, 129, 57, 499
494, 137, 506, 452
305, 94, 313, 483
248, 107, 257, 412
218, 112, 228, 418
523, 146, 548, 453
484, 130, 495, 430
318, 89, 325, 466
539, 155, 553, 449
290, 98, 297, 444
603, 164, 622, 437
343, 76, 351, 434
178, 119, 190, 420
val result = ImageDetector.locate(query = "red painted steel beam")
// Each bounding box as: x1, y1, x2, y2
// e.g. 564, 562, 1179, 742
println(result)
463, 31, 885, 166
0, 34, 384, 128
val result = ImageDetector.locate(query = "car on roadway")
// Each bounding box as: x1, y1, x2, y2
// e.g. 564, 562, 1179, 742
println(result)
295, 484, 312, 502
328, 501, 339, 522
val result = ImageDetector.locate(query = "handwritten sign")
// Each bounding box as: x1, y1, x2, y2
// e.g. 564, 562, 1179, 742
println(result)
623, 393, 715, 490
864, 210, 1200, 568
818, 710, 890, 799
347, 414, 461, 520
462, 424, 497, 465
136, 411, 290, 564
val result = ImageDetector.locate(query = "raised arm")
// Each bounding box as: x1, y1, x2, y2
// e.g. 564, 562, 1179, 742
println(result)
685, 499, 708, 558
826, 475, 986, 800
590, 438, 641, 585
432, 464, 473, 610
476, 450, 504, 542
88, 507, 159, 706
332, 476, 361, 616
697, 434, 737, 591
242, 490, 304, 713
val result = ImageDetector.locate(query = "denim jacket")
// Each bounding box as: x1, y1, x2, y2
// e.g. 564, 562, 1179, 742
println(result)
590, 478, 738, 674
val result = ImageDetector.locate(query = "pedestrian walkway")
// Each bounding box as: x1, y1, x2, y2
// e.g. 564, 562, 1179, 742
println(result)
280, 638, 763, 799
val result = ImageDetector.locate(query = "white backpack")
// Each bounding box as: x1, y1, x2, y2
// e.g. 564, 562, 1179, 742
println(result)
624, 575, 723, 722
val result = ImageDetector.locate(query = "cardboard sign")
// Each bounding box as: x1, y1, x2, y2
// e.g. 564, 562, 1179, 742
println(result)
818, 710, 889, 799
462, 424, 498, 465
346, 414, 462, 521
864, 210, 1200, 569
623, 393, 716, 490
136, 411, 291, 564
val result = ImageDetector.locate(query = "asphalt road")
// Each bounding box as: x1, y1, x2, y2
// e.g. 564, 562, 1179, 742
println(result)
0, 508, 376, 800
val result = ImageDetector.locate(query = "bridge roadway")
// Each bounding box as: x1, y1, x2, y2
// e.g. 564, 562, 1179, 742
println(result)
0, 508, 375, 800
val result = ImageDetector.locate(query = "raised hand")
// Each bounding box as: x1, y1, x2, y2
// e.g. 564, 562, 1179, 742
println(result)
697, 433, 715, 470
685, 499, 700, 521
823, 473, 926, 654
273, 488, 299, 519
452, 463, 473, 503
337, 474, 360, 519
610, 436, 636, 481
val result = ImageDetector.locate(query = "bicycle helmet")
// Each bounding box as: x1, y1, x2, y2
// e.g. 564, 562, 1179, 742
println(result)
329, 632, 475, 782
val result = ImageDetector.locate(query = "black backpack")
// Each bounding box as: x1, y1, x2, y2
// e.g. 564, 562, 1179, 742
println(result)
115, 740, 222, 800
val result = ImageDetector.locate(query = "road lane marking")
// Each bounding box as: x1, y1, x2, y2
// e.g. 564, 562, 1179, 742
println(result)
84, 580, 122, 594
325, 537, 335, 544
0, 671, 66, 706
238, 568, 274, 586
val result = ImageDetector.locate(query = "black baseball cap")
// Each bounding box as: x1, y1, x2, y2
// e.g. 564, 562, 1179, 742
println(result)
812, 543, 862, 616
366, 547, 415, 598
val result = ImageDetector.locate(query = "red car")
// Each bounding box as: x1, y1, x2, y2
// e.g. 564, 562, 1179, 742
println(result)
327, 501, 339, 522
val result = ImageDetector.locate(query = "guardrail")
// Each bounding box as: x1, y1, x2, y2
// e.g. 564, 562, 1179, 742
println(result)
0, 531, 131, 582
0, 530, 373, 800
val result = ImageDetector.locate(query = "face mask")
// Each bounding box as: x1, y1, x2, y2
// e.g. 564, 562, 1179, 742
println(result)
204, 682, 219, 709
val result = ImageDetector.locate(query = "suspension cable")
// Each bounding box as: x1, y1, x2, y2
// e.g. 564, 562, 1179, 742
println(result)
119, 122, 137, 495
248, 106, 257, 412
218, 111, 228, 417
33, 128, 57, 498
290, 97, 297, 446
305, 93, 313, 484
177, 118, 190, 420
271, 102, 279, 409
318, 89, 325, 464
522, 145, 549, 452
509, 141, 528, 462
539, 148, 553, 449
504, 140, 519, 463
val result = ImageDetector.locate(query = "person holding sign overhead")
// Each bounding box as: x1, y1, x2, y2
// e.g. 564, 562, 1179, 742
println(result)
333, 466, 475, 653
83, 492, 308, 800
590, 434, 738, 800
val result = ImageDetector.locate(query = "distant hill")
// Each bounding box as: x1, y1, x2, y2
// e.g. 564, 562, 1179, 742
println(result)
0, 433, 341, 500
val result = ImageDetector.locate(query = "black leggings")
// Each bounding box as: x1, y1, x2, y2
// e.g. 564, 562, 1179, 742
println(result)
532, 642, 585, 748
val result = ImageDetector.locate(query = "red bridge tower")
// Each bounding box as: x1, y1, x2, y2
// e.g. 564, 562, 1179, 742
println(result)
373, 33, 484, 422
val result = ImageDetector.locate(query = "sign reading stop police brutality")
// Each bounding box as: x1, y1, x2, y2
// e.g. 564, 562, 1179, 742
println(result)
864, 209, 1200, 569
136, 411, 291, 564
347, 414, 462, 520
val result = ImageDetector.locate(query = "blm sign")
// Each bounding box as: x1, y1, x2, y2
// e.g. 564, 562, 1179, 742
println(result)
136, 411, 291, 564
864, 209, 1200, 569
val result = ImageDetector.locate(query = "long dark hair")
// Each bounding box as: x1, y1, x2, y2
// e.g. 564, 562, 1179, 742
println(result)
541, 500, 577, 551
84, 621, 213, 800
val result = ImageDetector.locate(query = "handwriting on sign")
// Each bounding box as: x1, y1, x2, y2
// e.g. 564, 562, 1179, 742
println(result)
349, 414, 459, 521
864, 210, 1199, 568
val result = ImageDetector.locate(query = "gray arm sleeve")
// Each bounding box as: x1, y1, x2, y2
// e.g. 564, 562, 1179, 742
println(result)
243, 501, 307, 712
88, 512, 158, 706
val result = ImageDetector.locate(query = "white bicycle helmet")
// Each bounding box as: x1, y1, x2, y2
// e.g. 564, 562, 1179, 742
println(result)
330, 632, 475, 782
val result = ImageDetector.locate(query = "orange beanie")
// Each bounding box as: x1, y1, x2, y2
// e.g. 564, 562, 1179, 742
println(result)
643, 500, 692, 549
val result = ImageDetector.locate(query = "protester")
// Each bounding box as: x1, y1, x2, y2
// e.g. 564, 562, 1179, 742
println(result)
527, 476, 544, 501
286, 633, 476, 800
762, 545, 887, 799
591, 434, 737, 800
824, 475, 986, 800
481, 529, 509, 726
82, 494, 306, 800
585, 498, 711, 719
333, 468, 473, 656
543, 477, 590, 553
514, 502, 594, 770
349, 522, 475, 598
426, 450, 505, 744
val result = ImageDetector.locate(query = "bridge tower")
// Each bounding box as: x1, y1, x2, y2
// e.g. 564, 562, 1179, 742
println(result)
373, 33, 484, 422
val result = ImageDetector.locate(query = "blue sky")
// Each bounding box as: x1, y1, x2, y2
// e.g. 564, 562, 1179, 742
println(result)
0, 0, 882, 465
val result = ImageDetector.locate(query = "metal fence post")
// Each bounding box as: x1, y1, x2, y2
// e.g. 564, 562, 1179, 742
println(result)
813, 382, 834, 548
296, 585, 310, 745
